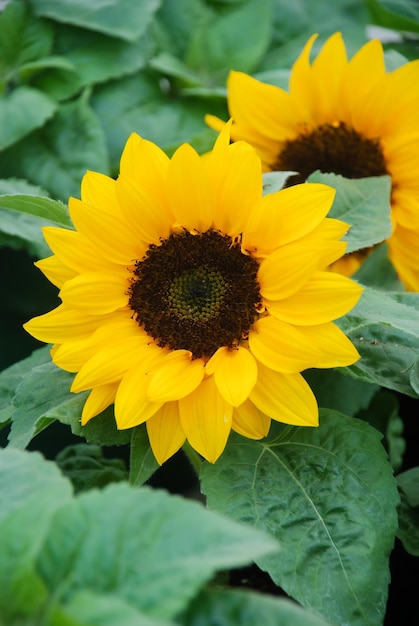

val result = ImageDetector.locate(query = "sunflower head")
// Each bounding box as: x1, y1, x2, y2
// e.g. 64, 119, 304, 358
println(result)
24, 124, 362, 465
206, 32, 419, 291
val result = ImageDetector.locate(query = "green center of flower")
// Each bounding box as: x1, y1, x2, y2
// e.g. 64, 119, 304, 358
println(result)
276, 122, 389, 185
128, 230, 262, 359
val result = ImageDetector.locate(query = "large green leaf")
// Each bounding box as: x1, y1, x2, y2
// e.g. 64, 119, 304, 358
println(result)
0, 96, 110, 201
337, 287, 419, 397
201, 410, 399, 626
38, 483, 278, 620
0, 448, 73, 625
396, 467, 419, 557
0, 194, 71, 256
182, 588, 332, 626
0, 86, 56, 150
309, 171, 393, 253
28, 0, 162, 42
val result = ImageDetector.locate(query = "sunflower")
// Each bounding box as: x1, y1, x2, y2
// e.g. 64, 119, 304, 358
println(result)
206, 33, 419, 291
24, 124, 362, 464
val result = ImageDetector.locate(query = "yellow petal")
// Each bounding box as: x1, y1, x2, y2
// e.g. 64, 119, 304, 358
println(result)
206, 346, 257, 406
388, 224, 419, 291
289, 34, 318, 123
232, 400, 271, 439
257, 240, 320, 300
249, 316, 324, 373
24, 304, 105, 343
311, 33, 348, 122
59, 271, 128, 314
266, 271, 363, 325
81, 382, 118, 425
242, 183, 336, 255
167, 143, 214, 232
35, 255, 76, 289
68, 196, 142, 266
179, 376, 233, 463
207, 123, 263, 236
299, 322, 361, 368
146, 402, 186, 465
71, 336, 157, 392
250, 363, 318, 426
147, 350, 205, 403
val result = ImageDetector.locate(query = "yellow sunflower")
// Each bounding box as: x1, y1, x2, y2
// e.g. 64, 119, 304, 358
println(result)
206, 33, 419, 291
24, 124, 362, 465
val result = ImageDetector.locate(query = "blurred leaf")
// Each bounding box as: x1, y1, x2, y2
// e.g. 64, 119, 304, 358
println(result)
263, 171, 298, 194
337, 287, 419, 397
0, 194, 71, 256
368, 0, 419, 34
353, 243, 402, 291
396, 467, 419, 556
0, 0, 53, 81
129, 424, 159, 486
28, 0, 162, 42
55, 444, 127, 493
202, 410, 399, 626
154, 0, 215, 59
0, 448, 73, 625
0, 96, 110, 201
38, 482, 278, 620
182, 588, 332, 626
52, 24, 156, 88
0, 86, 56, 150
91, 72, 226, 172
309, 172, 393, 253
18, 55, 77, 81
186, 0, 274, 83
48, 591, 176, 626
0, 177, 50, 196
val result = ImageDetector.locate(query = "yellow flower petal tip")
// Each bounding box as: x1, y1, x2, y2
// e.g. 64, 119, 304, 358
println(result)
24, 122, 362, 464
207, 32, 419, 291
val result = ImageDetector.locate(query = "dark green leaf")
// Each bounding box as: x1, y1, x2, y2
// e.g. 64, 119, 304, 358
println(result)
56, 444, 127, 493
396, 467, 419, 556
182, 588, 332, 626
0, 96, 110, 201
29, 0, 162, 42
309, 171, 393, 253
303, 369, 378, 417
353, 243, 402, 291
0, 346, 51, 410
368, 0, 419, 34
129, 424, 159, 486
337, 287, 419, 397
201, 410, 399, 626
0, 86, 56, 150
38, 483, 279, 619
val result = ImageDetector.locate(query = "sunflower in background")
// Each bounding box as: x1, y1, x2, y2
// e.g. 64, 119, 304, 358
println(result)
24, 124, 362, 465
206, 33, 419, 291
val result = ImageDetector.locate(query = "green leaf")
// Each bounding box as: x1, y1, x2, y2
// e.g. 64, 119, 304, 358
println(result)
0, 194, 71, 256
7, 360, 131, 448
29, 0, 162, 42
49, 591, 176, 626
368, 0, 419, 34
0, 86, 56, 150
0, 1, 53, 80
0, 96, 110, 201
0, 177, 50, 195
262, 171, 297, 195
308, 171, 393, 253
186, 0, 274, 82
0, 346, 51, 410
0, 448, 73, 624
303, 369, 378, 417
353, 243, 402, 291
201, 410, 399, 626
396, 467, 419, 556
55, 444, 127, 493
129, 424, 159, 486
336, 287, 419, 397
183, 588, 332, 626
38, 482, 279, 620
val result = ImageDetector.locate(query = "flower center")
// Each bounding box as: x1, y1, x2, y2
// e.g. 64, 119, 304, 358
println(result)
276, 122, 389, 185
128, 230, 262, 359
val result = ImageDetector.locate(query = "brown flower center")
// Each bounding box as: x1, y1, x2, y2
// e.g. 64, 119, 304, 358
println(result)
128, 230, 262, 359
275, 122, 389, 185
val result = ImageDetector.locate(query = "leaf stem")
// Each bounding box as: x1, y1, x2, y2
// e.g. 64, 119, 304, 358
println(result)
182, 441, 202, 476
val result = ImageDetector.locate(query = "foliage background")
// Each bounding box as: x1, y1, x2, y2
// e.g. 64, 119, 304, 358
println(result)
1, 0, 419, 625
